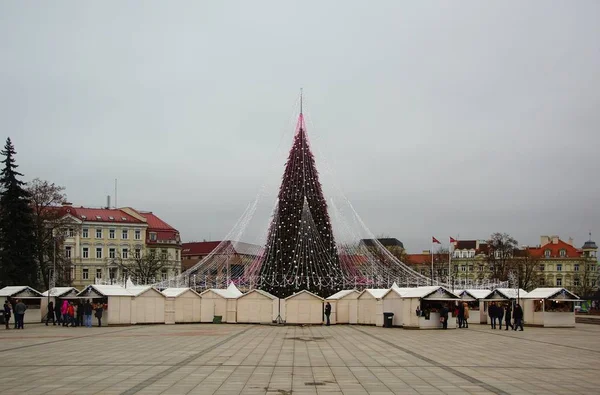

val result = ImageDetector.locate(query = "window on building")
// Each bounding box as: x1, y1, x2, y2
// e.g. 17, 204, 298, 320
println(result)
82, 247, 89, 259
109, 268, 117, 280
82, 228, 89, 238
135, 229, 141, 240
559, 249, 566, 257
468, 265, 473, 272
574, 264, 579, 272
442, 268, 448, 275
161, 249, 168, 259
479, 265, 484, 272
82, 268, 89, 280
70, 266, 75, 281
135, 248, 141, 259
539, 264, 545, 271
122, 248, 129, 259
454, 251, 460, 258
149, 232, 157, 241
96, 247, 102, 259
469, 251, 475, 258
65, 246, 72, 259
161, 270, 168, 280
109, 229, 115, 239
68, 228, 74, 237
557, 264, 562, 272
96, 268, 102, 279
545, 249, 551, 258
175, 251, 179, 260
460, 266, 466, 272
122, 229, 128, 239
574, 278, 580, 287
556, 278, 562, 286
109, 248, 116, 259
96, 228, 102, 238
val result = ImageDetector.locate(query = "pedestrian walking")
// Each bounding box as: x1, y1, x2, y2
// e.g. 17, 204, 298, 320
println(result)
76, 300, 84, 327
61, 300, 69, 326
440, 304, 449, 329
505, 303, 513, 330
45, 301, 55, 325
3, 300, 11, 329
457, 302, 465, 328
67, 302, 75, 327
84, 300, 93, 328
489, 302, 497, 329
54, 299, 62, 325
496, 304, 504, 330
94, 303, 104, 327
513, 303, 524, 331
14, 299, 27, 329
324, 302, 331, 326
463, 302, 470, 328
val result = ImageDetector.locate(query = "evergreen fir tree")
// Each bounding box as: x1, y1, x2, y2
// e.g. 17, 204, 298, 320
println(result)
258, 114, 344, 298
0, 138, 38, 287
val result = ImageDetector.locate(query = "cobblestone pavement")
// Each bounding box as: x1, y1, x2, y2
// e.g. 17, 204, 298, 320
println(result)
0, 322, 598, 395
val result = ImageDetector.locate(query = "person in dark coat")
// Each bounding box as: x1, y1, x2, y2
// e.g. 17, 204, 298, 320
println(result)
3, 300, 11, 329
46, 301, 55, 326
440, 304, 449, 329
457, 302, 465, 328
513, 303, 524, 331
54, 299, 62, 325
496, 304, 504, 330
76, 300, 84, 327
324, 302, 331, 326
14, 299, 27, 329
504, 303, 513, 330
94, 303, 104, 327
84, 300, 93, 328
488, 302, 497, 329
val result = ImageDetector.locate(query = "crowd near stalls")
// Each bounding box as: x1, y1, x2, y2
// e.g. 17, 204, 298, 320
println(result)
0, 286, 43, 324
521, 288, 579, 327
326, 290, 360, 324
455, 289, 491, 324
1, 283, 580, 330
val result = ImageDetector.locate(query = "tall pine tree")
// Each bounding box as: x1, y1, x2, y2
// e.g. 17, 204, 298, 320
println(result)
258, 112, 344, 298
0, 138, 38, 287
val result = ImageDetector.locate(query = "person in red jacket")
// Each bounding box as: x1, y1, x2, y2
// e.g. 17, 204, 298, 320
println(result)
67, 302, 75, 327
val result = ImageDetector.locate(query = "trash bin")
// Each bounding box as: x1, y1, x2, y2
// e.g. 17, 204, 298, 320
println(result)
213, 315, 222, 324
0, 315, 4, 325
383, 312, 394, 328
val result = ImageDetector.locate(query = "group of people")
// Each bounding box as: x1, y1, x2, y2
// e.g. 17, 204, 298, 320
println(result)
455, 302, 470, 328
3, 299, 27, 329
488, 301, 524, 331
46, 300, 104, 327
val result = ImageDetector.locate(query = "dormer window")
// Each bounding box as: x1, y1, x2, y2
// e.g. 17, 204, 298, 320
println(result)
149, 232, 157, 241
544, 249, 551, 258
109, 216, 114, 220
121, 217, 127, 221
96, 216, 101, 220
559, 249, 566, 257
81, 215, 87, 219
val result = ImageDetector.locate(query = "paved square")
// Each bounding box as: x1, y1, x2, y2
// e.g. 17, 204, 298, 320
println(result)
0, 322, 598, 394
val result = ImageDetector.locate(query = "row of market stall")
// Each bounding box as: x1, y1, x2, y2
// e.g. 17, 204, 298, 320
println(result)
0, 284, 580, 328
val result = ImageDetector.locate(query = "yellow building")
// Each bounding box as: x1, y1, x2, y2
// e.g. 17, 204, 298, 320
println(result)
55, 203, 181, 289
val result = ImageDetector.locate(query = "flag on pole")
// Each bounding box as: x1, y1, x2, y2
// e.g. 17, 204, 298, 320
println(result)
432, 236, 441, 244
449, 237, 457, 243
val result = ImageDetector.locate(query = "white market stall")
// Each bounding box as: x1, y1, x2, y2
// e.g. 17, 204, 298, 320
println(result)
130, 286, 166, 324
326, 290, 360, 324
357, 289, 387, 326
41, 287, 79, 321
483, 288, 528, 325
284, 290, 324, 325
379, 284, 412, 327
236, 289, 278, 324
521, 288, 579, 327
456, 289, 491, 324
401, 286, 460, 329
0, 286, 43, 324
162, 288, 202, 324
77, 284, 133, 325
199, 283, 242, 323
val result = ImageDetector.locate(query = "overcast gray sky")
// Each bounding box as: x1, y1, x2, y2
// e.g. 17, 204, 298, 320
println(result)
2, 1, 599, 253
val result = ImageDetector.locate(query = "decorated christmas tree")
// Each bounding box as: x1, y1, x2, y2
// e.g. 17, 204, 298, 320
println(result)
258, 109, 344, 298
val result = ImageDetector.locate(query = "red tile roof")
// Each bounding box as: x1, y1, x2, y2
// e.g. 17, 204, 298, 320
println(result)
182, 241, 222, 256
528, 239, 582, 258
405, 253, 430, 265
56, 206, 143, 223
134, 211, 180, 243
137, 212, 175, 230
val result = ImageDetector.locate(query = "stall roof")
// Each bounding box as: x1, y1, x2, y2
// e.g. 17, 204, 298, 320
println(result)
77, 284, 135, 297
326, 290, 359, 300
162, 288, 200, 298
240, 289, 278, 300
485, 288, 528, 300
284, 289, 324, 301
460, 289, 492, 300
42, 287, 80, 297
0, 286, 42, 298
202, 283, 243, 299
360, 289, 389, 299
522, 288, 579, 301
401, 286, 460, 300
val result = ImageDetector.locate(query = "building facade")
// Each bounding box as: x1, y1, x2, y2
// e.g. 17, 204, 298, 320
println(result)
55, 204, 181, 289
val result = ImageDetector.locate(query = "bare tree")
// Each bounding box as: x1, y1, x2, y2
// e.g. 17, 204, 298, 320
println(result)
486, 233, 518, 281
573, 261, 599, 298
511, 250, 543, 291
116, 249, 173, 285
27, 178, 71, 288
431, 248, 450, 282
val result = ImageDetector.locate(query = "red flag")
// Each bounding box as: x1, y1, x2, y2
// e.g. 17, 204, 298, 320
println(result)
450, 237, 457, 243
432, 237, 441, 244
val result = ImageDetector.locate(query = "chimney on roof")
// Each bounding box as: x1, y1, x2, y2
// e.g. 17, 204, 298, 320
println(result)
551, 235, 559, 244
106, 195, 111, 209
422, 250, 430, 255
540, 235, 550, 246
568, 237, 574, 246
62, 202, 72, 207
